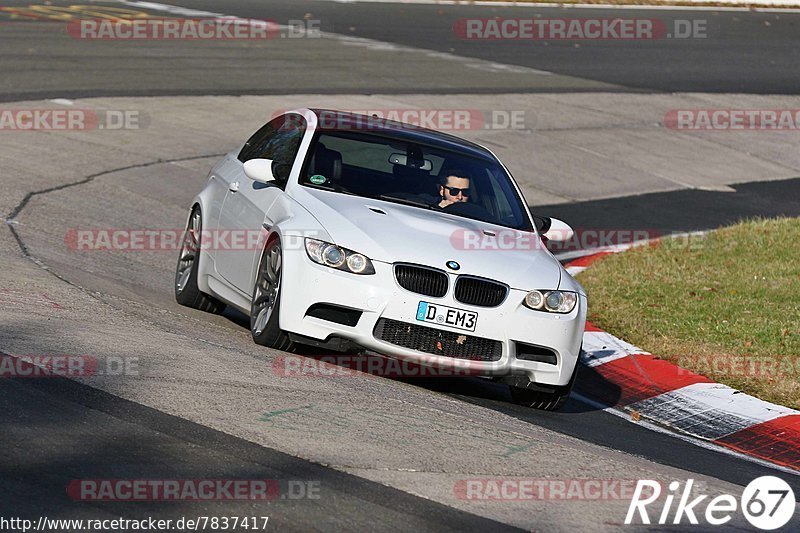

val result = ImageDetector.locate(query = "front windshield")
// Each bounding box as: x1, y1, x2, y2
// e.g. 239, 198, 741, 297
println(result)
300, 131, 533, 231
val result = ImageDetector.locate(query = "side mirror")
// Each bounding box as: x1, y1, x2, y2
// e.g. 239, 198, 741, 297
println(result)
542, 218, 574, 243
243, 158, 276, 184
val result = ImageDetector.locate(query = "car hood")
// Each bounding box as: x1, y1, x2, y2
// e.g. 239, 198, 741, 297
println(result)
292, 187, 562, 291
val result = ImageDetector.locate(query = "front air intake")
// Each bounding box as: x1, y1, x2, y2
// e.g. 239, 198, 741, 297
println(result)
514, 342, 558, 365
374, 318, 502, 361
305, 303, 362, 327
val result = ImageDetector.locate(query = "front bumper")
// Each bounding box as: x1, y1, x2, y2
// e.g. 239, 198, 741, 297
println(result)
279, 251, 586, 387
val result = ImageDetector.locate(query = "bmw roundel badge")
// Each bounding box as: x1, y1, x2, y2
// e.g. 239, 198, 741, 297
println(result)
446, 260, 460, 271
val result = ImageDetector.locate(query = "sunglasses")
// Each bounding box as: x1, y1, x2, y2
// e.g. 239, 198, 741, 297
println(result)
443, 186, 471, 197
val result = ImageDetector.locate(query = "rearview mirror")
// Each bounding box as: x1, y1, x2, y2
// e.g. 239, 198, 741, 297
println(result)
388, 153, 433, 171
243, 158, 276, 184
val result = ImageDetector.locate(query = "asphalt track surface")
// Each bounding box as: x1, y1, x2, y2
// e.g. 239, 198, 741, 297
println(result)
7, 120, 799, 530
2, 0, 800, 531
1, 375, 522, 531
2, 0, 800, 100
165, 0, 800, 93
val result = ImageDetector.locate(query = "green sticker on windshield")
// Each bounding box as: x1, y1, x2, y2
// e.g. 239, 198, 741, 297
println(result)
310, 174, 327, 185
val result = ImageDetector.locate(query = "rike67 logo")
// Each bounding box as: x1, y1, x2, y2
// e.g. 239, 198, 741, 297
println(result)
626, 477, 796, 530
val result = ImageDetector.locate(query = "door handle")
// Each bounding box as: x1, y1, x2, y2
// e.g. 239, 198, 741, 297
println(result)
229, 181, 240, 193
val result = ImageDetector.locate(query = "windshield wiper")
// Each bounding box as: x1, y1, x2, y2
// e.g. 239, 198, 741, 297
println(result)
378, 194, 440, 210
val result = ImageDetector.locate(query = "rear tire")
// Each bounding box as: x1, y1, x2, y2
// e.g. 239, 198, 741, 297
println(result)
174, 208, 226, 314
510, 360, 579, 411
250, 238, 293, 351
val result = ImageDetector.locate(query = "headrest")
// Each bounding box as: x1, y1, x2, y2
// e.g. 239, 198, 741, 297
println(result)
310, 143, 342, 182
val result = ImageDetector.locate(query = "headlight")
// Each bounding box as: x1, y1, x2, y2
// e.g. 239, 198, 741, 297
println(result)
322, 245, 345, 268
304, 238, 375, 275
346, 253, 369, 274
523, 290, 577, 314
525, 290, 544, 310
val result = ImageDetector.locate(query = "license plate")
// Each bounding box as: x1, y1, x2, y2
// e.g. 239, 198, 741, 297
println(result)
416, 301, 477, 332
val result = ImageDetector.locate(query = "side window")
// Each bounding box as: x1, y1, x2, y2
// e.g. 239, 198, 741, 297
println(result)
487, 172, 514, 220
487, 167, 528, 228
238, 120, 277, 163
238, 114, 307, 182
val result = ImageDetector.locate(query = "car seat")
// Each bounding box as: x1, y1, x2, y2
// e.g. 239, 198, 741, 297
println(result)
308, 143, 342, 184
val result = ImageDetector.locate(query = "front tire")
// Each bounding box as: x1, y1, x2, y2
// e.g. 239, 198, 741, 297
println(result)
250, 238, 293, 351
174, 208, 226, 314
509, 360, 579, 411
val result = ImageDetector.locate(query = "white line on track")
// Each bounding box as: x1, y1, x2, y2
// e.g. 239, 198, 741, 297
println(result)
572, 391, 800, 477
581, 330, 649, 367
629, 382, 799, 440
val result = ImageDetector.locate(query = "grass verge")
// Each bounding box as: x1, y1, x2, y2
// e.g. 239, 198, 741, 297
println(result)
576, 217, 800, 409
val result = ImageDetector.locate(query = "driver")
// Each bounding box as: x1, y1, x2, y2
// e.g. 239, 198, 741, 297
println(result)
437, 170, 471, 208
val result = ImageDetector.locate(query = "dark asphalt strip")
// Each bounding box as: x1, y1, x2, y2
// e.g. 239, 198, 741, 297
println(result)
0, 360, 523, 532
0, 85, 643, 105
535, 176, 800, 245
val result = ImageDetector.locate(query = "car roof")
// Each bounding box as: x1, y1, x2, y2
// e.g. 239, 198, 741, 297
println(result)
308, 108, 495, 160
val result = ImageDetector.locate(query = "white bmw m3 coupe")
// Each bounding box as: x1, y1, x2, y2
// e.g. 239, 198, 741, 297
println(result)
175, 109, 586, 410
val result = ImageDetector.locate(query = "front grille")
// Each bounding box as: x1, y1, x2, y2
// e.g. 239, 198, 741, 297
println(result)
374, 318, 502, 362
454, 276, 508, 307
394, 264, 448, 298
